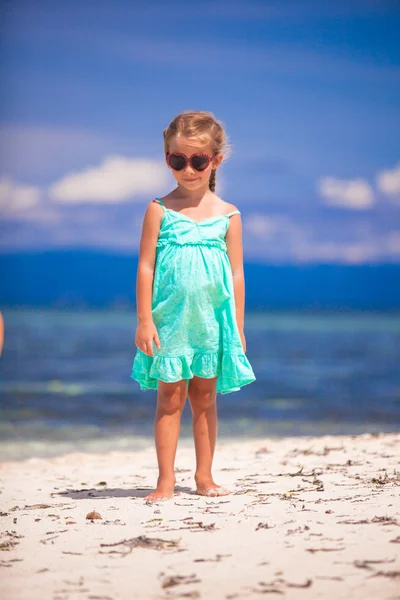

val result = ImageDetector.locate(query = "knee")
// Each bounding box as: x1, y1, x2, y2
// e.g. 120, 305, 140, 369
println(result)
189, 389, 216, 413
157, 389, 185, 415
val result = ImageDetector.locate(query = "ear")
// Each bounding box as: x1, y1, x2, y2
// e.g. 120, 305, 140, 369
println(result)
212, 153, 224, 169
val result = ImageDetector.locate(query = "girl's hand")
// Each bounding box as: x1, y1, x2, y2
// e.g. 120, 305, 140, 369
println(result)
135, 320, 161, 357
239, 329, 246, 353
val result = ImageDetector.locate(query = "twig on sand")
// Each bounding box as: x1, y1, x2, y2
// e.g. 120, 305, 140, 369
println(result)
306, 546, 346, 553
163, 521, 217, 533
248, 576, 313, 595
337, 515, 399, 526
194, 554, 231, 562
160, 574, 200, 589
0, 531, 24, 551
99, 535, 181, 555
354, 558, 396, 570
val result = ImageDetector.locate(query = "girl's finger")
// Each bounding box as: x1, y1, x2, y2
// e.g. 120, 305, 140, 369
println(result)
154, 332, 161, 349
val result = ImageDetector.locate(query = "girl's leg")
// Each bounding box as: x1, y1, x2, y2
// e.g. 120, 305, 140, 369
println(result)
188, 375, 230, 497
145, 379, 188, 501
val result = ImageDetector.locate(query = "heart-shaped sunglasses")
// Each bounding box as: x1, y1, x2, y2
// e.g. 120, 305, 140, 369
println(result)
166, 152, 218, 172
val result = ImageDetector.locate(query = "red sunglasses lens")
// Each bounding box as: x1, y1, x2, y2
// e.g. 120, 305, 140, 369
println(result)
168, 154, 186, 170
191, 155, 210, 171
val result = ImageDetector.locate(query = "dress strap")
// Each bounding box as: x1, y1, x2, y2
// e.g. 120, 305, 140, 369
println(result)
226, 210, 241, 217
153, 197, 167, 212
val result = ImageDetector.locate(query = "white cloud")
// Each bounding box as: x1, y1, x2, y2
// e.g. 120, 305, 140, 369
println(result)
0, 176, 40, 213
244, 214, 279, 237
242, 211, 400, 264
376, 162, 400, 202
386, 231, 400, 254
293, 241, 379, 264
318, 176, 374, 210
48, 155, 169, 203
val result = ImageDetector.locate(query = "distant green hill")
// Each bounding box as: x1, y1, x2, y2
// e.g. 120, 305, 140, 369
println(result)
1, 250, 399, 310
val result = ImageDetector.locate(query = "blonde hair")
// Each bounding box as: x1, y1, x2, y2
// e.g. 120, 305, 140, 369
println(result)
163, 110, 230, 192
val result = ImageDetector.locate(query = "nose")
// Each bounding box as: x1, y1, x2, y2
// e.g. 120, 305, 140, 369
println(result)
183, 163, 196, 176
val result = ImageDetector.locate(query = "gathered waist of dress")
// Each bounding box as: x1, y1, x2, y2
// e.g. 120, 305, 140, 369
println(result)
156, 238, 227, 251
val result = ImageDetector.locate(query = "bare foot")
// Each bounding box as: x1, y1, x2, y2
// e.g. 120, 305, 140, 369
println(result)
195, 477, 231, 497
144, 477, 176, 503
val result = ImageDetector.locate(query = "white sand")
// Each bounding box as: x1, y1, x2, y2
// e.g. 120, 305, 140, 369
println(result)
1, 432, 399, 600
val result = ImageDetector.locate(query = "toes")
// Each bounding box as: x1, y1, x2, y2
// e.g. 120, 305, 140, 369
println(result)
213, 486, 230, 496
196, 486, 230, 497
145, 493, 173, 503
145, 497, 170, 504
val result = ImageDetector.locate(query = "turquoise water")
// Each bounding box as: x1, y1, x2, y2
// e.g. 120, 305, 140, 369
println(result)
0, 309, 399, 460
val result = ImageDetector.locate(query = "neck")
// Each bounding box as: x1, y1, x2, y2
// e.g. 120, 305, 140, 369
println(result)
174, 182, 212, 206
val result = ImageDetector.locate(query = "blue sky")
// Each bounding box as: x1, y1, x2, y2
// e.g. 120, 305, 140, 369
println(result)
0, 0, 399, 263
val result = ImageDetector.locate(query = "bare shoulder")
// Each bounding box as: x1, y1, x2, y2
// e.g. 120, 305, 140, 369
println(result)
140, 198, 164, 233
223, 202, 241, 220
225, 202, 240, 214
213, 194, 239, 215
144, 198, 164, 218
149, 193, 181, 210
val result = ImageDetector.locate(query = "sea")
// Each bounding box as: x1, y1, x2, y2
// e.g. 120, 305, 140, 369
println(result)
0, 309, 399, 461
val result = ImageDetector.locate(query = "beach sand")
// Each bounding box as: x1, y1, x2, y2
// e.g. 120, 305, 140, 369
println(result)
1, 432, 399, 600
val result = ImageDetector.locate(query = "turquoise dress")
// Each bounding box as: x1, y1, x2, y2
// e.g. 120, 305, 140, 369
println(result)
131, 198, 256, 394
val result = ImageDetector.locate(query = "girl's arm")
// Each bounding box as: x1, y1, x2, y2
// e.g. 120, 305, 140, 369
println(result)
135, 201, 163, 355
226, 213, 245, 335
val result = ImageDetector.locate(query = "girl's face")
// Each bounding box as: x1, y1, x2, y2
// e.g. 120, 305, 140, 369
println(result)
166, 136, 223, 191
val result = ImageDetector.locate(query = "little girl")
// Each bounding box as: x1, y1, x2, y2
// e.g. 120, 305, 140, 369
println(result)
131, 110, 256, 501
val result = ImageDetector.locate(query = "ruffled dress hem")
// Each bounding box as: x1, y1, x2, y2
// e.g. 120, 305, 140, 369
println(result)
131, 350, 256, 395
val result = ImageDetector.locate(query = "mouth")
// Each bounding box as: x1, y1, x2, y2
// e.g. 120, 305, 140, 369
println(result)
184, 178, 199, 182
